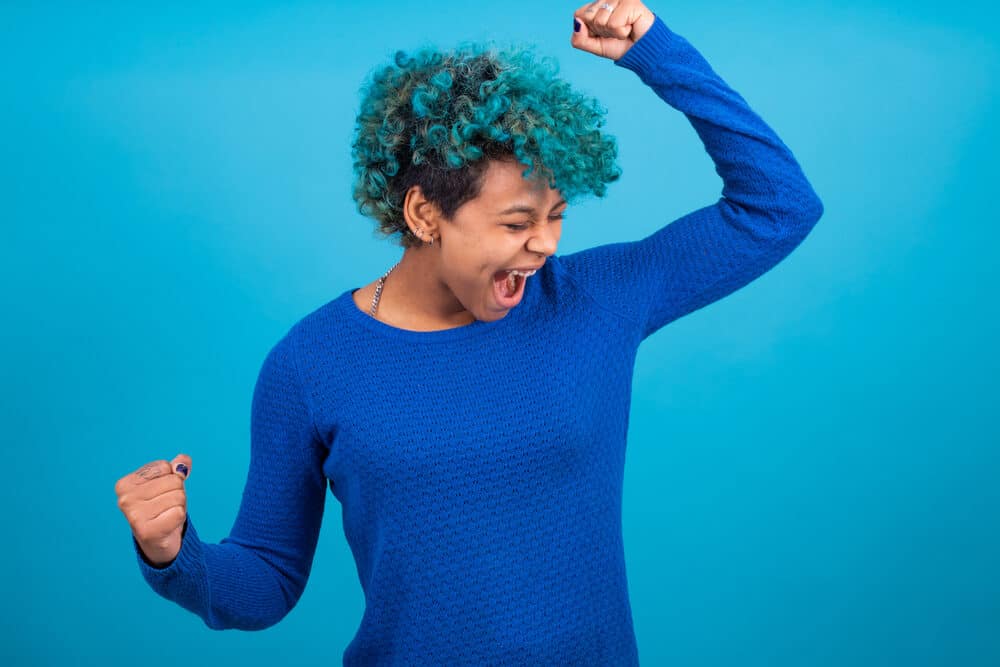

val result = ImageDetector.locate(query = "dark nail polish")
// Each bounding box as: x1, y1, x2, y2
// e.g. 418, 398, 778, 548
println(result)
176, 463, 189, 476
574, 19, 580, 32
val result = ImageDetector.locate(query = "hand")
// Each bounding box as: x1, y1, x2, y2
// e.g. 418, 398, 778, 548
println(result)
571, 0, 656, 61
115, 454, 192, 567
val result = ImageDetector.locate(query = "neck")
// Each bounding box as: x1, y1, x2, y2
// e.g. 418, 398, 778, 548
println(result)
381, 245, 476, 328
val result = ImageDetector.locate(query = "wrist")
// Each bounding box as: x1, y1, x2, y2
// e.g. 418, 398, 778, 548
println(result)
630, 11, 656, 44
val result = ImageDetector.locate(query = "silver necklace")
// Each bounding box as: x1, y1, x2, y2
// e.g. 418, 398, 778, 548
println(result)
369, 260, 401, 318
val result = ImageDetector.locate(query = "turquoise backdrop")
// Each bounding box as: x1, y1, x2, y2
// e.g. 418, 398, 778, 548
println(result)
2, 1, 997, 665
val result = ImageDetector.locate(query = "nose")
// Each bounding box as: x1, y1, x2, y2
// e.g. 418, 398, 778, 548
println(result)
526, 222, 560, 257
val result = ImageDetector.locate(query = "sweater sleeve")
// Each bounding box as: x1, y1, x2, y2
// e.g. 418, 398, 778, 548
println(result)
130, 330, 329, 630
558, 14, 824, 340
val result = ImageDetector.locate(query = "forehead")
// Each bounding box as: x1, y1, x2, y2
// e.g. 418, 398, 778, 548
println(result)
477, 159, 561, 206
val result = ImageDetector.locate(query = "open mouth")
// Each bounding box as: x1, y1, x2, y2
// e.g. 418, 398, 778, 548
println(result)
492, 268, 534, 308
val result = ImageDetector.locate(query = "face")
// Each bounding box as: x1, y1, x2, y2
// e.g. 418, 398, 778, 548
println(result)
435, 158, 566, 321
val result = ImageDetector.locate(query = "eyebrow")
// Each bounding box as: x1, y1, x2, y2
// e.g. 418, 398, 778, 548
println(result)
497, 199, 568, 215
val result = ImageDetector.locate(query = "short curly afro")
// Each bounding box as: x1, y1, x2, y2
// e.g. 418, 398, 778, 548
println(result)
350, 39, 622, 248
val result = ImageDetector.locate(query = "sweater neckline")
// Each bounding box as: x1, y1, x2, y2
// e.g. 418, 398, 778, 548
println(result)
335, 277, 531, 343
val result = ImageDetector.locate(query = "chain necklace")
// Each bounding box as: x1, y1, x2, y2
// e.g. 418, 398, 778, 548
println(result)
369, 260, 401, 319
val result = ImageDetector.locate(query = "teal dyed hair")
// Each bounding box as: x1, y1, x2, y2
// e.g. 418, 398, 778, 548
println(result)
350, 39, 622, 248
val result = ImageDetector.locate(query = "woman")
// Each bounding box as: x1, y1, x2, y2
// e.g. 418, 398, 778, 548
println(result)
115, 1, 823, 664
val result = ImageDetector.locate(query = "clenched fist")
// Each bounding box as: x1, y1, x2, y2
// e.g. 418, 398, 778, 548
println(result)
571, 0, 656, 61
115, 454, 192, 568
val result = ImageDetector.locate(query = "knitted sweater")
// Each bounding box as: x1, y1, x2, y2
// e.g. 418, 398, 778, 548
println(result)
132, 14, 823, 665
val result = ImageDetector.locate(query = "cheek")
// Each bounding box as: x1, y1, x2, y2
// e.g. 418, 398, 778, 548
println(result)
441, 238, 498, 288
441, 226, 481, 262
442, 222, 525, 276
450, 231, 511, 270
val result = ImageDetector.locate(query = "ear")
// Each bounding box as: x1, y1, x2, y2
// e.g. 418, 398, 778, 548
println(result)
403, 185, 443, 240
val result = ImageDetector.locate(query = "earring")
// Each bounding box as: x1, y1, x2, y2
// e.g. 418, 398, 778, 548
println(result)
413, 228, 435, 246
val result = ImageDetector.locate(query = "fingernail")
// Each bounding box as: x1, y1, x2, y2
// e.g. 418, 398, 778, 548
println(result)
574, 19, 581, 32
176, 463, 189, 477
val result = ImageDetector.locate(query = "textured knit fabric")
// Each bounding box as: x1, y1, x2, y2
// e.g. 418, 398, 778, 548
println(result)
132, 14, 823, 666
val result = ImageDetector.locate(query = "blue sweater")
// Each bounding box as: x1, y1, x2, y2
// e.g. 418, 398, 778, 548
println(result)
132, 14, 823, 665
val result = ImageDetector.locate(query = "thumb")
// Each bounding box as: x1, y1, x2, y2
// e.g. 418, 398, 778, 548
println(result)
571, 17, 604, 58
171, 453, 192, 480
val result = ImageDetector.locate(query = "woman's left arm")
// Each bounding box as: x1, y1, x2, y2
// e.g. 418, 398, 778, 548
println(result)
562, 2, 824, 340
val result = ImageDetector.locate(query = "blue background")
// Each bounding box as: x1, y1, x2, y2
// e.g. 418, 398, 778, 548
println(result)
2, 1, 998, 665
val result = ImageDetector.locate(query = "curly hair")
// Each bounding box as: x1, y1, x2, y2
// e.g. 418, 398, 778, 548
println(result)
350, 38, 622, 248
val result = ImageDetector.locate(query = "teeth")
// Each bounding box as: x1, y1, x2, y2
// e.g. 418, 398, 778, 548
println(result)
509, 269, 536, 277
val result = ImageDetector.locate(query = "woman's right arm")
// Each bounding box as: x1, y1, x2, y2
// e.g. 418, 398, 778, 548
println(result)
131, 331, 329, 631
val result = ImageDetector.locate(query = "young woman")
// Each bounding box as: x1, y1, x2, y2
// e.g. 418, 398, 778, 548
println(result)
116, 1, 823, 664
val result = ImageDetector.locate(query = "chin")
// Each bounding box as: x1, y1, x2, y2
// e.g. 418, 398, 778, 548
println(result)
479, 306, 513, 321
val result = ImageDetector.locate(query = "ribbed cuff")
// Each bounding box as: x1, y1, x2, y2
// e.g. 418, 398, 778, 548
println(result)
614, 14, 676, 75
132, 514, 204, 583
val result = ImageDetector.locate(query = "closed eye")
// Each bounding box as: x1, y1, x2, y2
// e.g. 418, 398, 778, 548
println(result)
504, 214, 566, 231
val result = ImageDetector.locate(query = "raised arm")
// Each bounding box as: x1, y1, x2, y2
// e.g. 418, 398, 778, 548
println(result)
562, 6, 824, 340
131, 331, 328, 630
